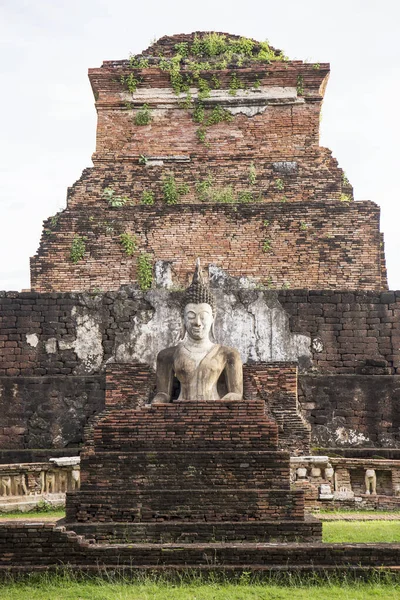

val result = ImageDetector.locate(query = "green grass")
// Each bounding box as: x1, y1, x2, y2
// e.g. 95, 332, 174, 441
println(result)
1, 576, 400, 600
0, 508, 64, 519
323, 520, 400, 543
317, 508, 400, 515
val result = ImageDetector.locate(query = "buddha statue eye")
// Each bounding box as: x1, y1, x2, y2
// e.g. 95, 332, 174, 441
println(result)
186, 311, 196, 319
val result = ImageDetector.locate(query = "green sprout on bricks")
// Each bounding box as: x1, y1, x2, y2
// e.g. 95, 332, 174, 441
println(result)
70, 235, 87, 263
134, 104, 152, 126
263, 239, 272, 252
162, 174, 190, 205
249, 163, 257, 185
137, 253, 153, 290
102, 187, 129, 208
119, 232, 137, 256
140, 190, 155, 205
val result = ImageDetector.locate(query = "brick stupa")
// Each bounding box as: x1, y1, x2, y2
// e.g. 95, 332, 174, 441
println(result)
31, 32, 387, 293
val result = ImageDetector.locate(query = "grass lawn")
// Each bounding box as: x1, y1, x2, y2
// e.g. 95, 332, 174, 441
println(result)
0, 508, 65, 520
1, 577, 400, 600
1, 514, 400, 597
323, 520, 400, 543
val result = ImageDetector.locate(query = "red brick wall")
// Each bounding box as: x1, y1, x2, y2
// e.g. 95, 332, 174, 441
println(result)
29, 33, 389, 293
30, 201, 385, 292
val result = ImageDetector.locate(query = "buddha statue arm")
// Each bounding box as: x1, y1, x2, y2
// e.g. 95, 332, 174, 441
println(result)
221, 348, 243, 401
152, 347, 175, 404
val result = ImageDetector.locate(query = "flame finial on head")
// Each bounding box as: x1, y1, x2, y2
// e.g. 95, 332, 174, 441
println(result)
182, 259, 216, 313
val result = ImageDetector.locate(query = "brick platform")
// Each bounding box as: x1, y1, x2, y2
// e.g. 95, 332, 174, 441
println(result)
65, 394, 319, 543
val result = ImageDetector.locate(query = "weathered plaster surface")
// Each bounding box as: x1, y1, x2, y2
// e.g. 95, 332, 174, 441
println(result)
70, 305, 103, 374
23, 268, 312, 373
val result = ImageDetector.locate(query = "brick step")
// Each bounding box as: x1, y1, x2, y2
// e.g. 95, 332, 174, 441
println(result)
77, 542, 400, 567
93, 401, 279, 451
80, 450, 291, 490
2, 523, 400, 570
66, 488, 304, 523
66, 517, 322, 543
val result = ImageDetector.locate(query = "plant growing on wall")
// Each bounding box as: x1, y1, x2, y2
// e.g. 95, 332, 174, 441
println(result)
119, 232, 137, 256
229, 72, 245, 96
121, 34, 290, 152
120, 72, 141, 93
249, 163, 257, 185
140, 190, 155, 205
275, 178, 284, 191
70, 235, 87, 263
102, 187, 129, 208
296, 74, 304, 96
137, 253, 153, 290
262, 239, 272, 252
134, 104, 152, 125
122, 33, 288, 108
195, 175, 259, 203
162, 174, 190, 204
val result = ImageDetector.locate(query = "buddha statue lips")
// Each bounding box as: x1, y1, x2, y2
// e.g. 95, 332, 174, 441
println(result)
152, 260, 243, 403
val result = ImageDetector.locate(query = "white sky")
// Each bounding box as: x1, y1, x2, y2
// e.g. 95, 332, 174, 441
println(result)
1, 0, 399, 291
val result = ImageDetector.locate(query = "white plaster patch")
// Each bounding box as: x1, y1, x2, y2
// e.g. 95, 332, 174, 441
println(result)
335, 427, 369, 446
114, 291, 181, 369
215, 293, 258, 363
58, 340, 74, 351
26, 333, 39, 348
226, 105, 267, 117
71, 307, 103, 374
45, 338, 57, 354
214, 290, 311, 365
122, 86, 301, 110
312, 337, 324, 353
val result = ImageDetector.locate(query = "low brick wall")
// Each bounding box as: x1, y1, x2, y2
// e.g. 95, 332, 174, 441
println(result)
2, 522, 400, 571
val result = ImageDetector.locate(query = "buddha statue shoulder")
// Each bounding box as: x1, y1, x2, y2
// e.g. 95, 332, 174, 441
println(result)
152, 260, 243, 403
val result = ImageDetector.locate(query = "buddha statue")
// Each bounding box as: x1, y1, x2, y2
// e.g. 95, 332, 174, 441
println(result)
152, 260, 243, 403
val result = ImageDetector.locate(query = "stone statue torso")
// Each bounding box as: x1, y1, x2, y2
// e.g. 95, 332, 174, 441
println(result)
174, 343, 222, 401
154, 342, 243, 402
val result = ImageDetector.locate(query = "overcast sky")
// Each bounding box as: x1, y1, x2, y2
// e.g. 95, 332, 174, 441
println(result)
1, 0, 399, 291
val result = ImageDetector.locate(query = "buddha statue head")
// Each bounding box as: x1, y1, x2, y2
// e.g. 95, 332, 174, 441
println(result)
181, 259, 216, 344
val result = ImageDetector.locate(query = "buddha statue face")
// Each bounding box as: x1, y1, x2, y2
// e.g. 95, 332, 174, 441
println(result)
183, 303, 214, 341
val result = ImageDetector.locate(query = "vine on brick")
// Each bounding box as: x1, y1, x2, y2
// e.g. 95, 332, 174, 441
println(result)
140, 190, 155, 205
137, 253, 153, 290
70, 235, 87, 263
119, 232, 137, 256
102, 187, 129, 208
121, 33, 288, 148
162, 174, 190, 204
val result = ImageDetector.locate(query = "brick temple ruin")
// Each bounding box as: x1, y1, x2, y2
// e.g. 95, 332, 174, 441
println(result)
1, 32, 400, 572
